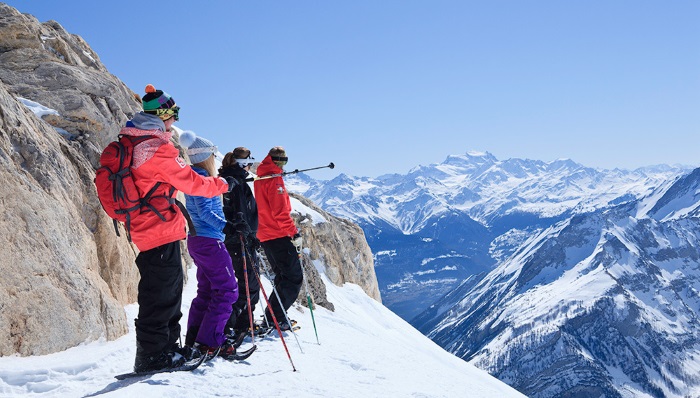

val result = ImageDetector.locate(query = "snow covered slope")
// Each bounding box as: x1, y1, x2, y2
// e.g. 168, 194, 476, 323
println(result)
0, 266, 525, 398
414, 168, 700, 397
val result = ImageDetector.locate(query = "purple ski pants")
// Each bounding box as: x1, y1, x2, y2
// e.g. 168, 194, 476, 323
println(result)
186, 236, 239, 347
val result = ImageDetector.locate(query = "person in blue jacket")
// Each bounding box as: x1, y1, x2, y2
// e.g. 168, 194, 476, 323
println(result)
179, 130, 243, 359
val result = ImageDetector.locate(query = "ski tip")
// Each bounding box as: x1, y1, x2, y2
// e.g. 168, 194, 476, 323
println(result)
114, 373, 134, 380
236, 344, 257, 361
220, 344, 257, 361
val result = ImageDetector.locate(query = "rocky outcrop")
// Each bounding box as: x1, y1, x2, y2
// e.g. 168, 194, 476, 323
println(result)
290, 192, 381, 309
0, 5, 141, 156
0, 4, 144, 356
0, 76, 131, 355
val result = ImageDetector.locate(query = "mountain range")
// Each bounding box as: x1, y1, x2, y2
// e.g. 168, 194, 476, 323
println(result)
414, 167, 700, 397
286, 151, 690, 320
287, 151, 700, 397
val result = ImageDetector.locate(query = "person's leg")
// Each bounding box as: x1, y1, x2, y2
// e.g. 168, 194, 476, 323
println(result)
247, 248, 261, 310
164, 244, 184, 350
262, 238, 303, 322
189, 237, 238, 348
261, 240, 282, 323
233, 247, 261, 332
134, 241, 184, 368
185, 261, 211, 346
225, 241, 245, 334
273, 240, 303, 315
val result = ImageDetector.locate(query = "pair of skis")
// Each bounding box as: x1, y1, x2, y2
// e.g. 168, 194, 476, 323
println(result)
114, 353, 204, 380
114, 344, 256, 380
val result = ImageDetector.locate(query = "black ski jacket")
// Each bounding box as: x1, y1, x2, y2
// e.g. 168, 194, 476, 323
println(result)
219, 165, 258, 246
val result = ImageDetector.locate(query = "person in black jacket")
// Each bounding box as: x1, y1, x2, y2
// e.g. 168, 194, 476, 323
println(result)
219, 147, 261, 339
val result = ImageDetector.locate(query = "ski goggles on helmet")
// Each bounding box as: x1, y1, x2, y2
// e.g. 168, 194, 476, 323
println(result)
235, 157, 255, 167
187, 145, 218, 156
271, 156, 288, 166
154, 106, 180, 121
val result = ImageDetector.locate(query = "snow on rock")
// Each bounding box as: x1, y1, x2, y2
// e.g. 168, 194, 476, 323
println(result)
17, 97, 59, 118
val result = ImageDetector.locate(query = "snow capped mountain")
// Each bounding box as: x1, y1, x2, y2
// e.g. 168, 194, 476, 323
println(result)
286, 152, 690, 321
289, 152, 685, 234
413, 168, 700, 397
286, 152, 699, 396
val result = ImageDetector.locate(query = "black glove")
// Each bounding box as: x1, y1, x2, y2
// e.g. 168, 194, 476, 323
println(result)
248, 236, 261, 251
232, 212, 252, 235
223, 220, 251, 236
222, 221, 236, 236
222, 204, 234, 220
224, 176, 238, 192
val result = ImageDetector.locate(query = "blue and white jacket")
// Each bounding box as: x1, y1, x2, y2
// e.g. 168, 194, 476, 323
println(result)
185, 166, 226, 241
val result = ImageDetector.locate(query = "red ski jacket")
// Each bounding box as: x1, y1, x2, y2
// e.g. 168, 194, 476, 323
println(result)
254, 155, 298, 242
121, 126, 228, 252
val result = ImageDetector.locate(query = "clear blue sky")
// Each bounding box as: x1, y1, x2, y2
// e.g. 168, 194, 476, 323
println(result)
6, 1, 700, 179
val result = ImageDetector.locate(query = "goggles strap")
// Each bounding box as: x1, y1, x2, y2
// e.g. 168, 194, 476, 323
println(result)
187, 146, 217, 155
235, 157, 255, 166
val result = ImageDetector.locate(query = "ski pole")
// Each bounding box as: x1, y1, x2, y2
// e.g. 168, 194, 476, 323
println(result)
250, 258, 297, 371
245, 162, 335, 182
297, 247, 320, 345
255, 250, 304, 353
239, 235, 256, 345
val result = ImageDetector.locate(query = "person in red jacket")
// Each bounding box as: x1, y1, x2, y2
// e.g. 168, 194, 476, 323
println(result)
120, 85, 233, 373
254, 146, 303, 331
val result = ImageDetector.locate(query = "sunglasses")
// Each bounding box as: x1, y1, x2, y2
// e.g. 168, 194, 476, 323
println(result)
155, 106, 180, 121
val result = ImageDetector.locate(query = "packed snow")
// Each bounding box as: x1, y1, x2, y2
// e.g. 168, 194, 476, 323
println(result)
290, 197, 327, 225
0, 265, 524, 398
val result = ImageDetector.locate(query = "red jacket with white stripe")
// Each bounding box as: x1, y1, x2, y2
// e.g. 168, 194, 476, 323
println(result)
254, 155, 298, 242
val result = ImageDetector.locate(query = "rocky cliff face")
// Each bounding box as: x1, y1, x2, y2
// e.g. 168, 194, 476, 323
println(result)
0, 4, 141, 356
0, 4, 377, 356
0, 76, 134, 355
290, 193, 380, 310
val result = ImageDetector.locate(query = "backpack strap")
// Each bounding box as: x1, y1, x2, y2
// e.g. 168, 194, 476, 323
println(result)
118, 135, 185, 237
137, 182, 167, 220
175, 199, 197, 237
112, 219, 121, 238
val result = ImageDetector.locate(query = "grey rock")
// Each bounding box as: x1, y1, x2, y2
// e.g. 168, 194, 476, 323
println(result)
291, 192, 381, 308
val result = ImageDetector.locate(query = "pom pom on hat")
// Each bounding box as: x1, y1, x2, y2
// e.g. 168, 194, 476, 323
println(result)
179, 130, 217, 164
179, 130, 196, 148
142, 84, 176, 112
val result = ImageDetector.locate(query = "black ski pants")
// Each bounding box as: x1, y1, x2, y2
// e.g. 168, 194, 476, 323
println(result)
134, 241, 183, 357
225, 240, 261, 333
261, 237, 303, 322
